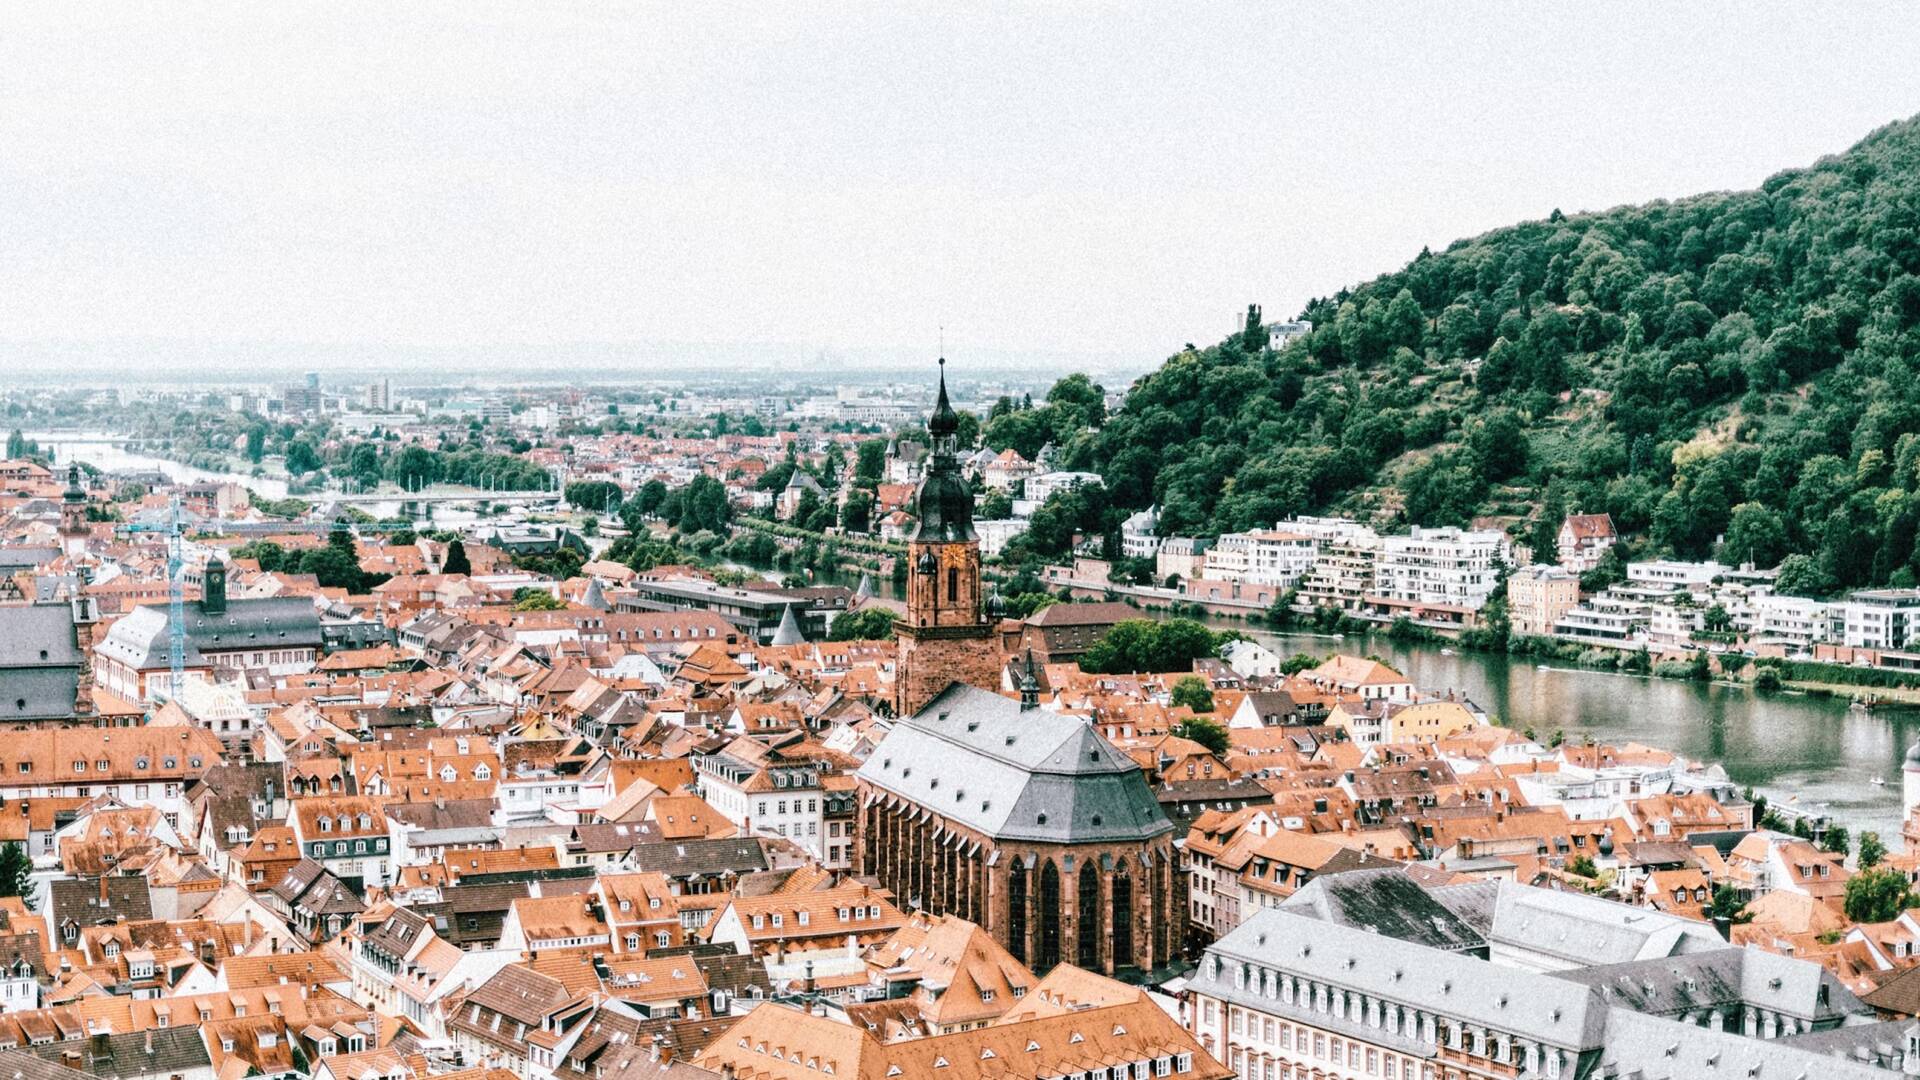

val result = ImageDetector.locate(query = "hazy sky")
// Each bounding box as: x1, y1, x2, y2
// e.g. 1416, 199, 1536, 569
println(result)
7, 3, 1920, 371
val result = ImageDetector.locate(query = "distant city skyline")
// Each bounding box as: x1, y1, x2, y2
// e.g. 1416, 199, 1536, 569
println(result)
7, 4, 1920, 372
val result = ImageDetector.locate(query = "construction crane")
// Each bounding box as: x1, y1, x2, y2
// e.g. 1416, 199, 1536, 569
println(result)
116, 495, 189, 700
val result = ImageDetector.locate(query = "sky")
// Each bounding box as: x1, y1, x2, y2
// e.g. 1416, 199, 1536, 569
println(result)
7, 3, 1920, 376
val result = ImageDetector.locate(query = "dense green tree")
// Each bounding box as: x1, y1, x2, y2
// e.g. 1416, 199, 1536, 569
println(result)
1705, 884, 1752, 924
1169, 675, 1215, 714
1860, 830, 1888, 869
442, 539, 472, 576
828, 607, 896, 641
284, 439, 321, 476
0, 843, 29, 906
855, 439, 888, 486
565, 480, 624, 512
1044, 115, 1920, 584
1844, 866, 1916, 923
1080, 619, 1226, 674
1823, 823, 1851, 856
840, 489, 874, 533
513, 588, 566, 611
1171, 714, 1231, 756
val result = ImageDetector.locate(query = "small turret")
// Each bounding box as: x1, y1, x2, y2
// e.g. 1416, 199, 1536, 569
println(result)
1019, 650, 1041, 712
581, 577, 609, 612
771, 603, 807, 647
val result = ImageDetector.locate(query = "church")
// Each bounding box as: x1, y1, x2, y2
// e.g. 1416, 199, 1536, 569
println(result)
856, 360, 1185, 978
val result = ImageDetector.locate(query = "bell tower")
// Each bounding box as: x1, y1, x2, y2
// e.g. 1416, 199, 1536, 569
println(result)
60, 464, 88, 555
895, 359, 1003, 717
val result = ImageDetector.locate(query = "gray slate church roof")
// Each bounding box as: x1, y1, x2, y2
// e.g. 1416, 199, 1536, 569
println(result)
0, 603, 84, 720
854, 683, 1174, 845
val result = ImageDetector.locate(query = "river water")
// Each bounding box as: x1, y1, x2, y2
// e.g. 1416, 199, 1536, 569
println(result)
34, 433, 292, 500
1230, 626, 1915, 839
33, 433, 481, 524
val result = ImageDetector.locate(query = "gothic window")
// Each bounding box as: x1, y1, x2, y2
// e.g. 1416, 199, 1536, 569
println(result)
1077, 861, 1102, 970
1038, 861, 1062, 971
1112, 867, 1133, 969
947, 566, 959, 604
1007, 863, 1029, 965
1152, 854, 1170, 966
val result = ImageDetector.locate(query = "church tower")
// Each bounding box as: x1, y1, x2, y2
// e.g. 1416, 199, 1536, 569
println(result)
895, 359, 1002, 717
59, 464, 88, 555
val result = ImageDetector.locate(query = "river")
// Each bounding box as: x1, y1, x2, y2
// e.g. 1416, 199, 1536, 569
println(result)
33, 433, 292, 501
1230, 626, 1915, 839
32, 433, 484, 525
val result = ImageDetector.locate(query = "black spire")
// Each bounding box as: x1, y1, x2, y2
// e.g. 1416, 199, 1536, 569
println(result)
1019, 649, 1041, 711
911, 357, 975, 543
928, 357, 959, 444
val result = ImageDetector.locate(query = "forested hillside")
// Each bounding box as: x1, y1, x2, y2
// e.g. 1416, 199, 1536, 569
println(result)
1057, 114, 1920, 596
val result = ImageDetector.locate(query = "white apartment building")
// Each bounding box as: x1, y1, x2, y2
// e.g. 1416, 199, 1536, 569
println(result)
1024, 470, 1103, 505
1204, 531, 1319, 589
1839, 589, 1920, 650
1372, 527, 1510, 612
1626, 560, 1727, 589
1750, 594, 1830, 651
1286, 517, 1381, 614
1553, 593, 1651, 645
974, 518, 1030, 558
695, 738, 826, 860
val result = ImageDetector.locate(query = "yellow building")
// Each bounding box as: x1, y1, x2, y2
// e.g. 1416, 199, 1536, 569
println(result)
1509, 563, 1581, 635
1329, 698, 1479, 746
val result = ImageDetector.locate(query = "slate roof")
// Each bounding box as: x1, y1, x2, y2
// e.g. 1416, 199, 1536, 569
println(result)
1480, 878, 1725, 968
20, 1027, 214, 1079
1774, 1019, 1920, 1073
1552, 947, 1869, 1026
0, 548, 62, 572
1196, 907, 1612, 1051
1280, 867, 1488, 953
0, 604, 82, 721
855, 684, 1174, 844
0, 1049, 89, 1080
630, 837, 769, 879
49, 877, 153, 928
1595, 1005, 1888, 1080
96, 596, 322, 669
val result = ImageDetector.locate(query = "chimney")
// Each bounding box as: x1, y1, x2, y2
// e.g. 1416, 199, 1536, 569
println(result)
144, 1030, 154, 1055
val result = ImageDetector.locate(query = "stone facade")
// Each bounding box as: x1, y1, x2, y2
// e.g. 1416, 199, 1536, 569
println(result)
858, 795, 1183, 976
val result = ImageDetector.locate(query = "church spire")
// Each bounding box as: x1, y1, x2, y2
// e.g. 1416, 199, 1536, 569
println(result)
911, 357, 974, 543
928, 356, 959, 449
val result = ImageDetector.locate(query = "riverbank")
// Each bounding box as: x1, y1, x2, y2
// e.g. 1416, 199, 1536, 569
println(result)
1214, 622, 1918, 839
